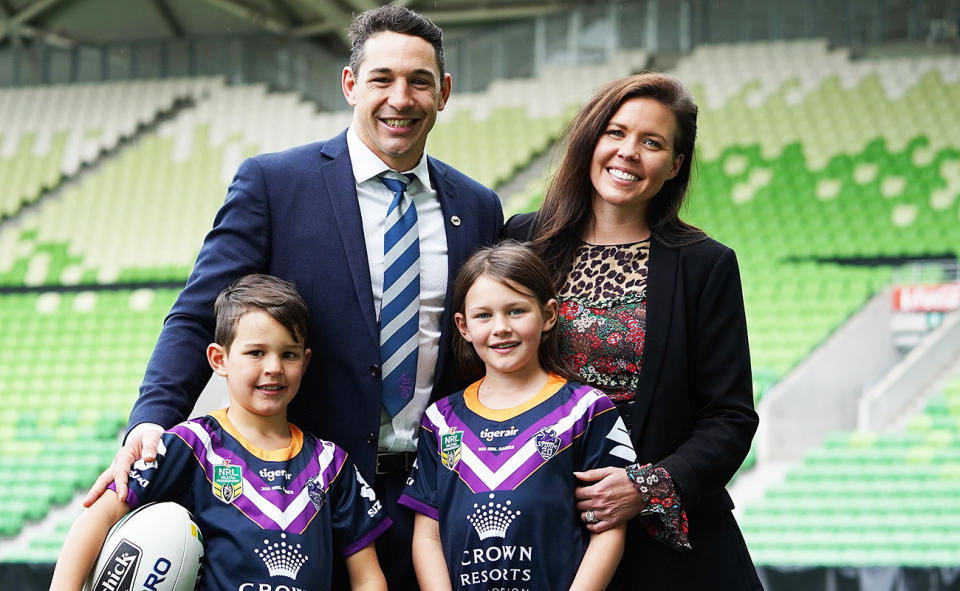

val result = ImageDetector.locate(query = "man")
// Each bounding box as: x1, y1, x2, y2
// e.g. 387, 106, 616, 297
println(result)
85, 6, 503, 588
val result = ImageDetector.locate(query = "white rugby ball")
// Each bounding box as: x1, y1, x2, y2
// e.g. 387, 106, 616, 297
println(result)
84, 502, 204, 591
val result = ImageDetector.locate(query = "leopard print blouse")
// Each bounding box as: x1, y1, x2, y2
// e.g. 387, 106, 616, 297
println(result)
556, 239, 649, 402
557, 241, 690, 549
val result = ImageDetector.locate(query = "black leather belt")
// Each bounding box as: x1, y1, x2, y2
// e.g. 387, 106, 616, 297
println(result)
376, 451, 416, 475
614, 399, 637, 432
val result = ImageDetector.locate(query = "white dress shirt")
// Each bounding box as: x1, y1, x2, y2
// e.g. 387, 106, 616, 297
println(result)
347, 127, 448, 453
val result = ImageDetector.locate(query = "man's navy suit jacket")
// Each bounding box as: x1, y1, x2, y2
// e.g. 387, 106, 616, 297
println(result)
128, 130, 504, 481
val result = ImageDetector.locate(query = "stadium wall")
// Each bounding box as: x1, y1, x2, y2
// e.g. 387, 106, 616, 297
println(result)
758, 287, 905, 463
859, 309, 960, 430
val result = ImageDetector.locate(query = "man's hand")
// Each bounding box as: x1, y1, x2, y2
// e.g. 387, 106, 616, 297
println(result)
574, 467, 643, 533
83, 427, 162, 507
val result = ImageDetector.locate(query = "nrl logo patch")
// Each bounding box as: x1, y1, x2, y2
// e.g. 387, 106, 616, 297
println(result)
440, 428, 463, 471
535, 427, 561, 460
213, 460, 243, 503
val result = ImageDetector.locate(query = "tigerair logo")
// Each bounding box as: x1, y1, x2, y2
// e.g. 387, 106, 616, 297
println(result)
479, 426, 518, 442
259, 468, 292, 482
91, 539, 141, 591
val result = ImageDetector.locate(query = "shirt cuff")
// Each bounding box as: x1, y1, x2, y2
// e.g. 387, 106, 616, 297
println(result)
626, 462, 692, 551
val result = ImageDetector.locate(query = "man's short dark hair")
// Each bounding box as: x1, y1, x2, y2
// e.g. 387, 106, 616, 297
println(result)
214, 274, 310, 350
347, 5, 445, 78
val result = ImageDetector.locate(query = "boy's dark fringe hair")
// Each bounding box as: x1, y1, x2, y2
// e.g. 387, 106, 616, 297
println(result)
214, 274, 310, 351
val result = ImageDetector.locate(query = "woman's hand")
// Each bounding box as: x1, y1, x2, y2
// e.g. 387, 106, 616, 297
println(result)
574, 467, 644, 533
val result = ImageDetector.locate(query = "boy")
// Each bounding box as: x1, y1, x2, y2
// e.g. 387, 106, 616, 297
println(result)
50, 274, 389, 591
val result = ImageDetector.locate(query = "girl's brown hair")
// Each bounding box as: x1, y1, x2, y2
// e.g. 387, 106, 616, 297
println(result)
532, 72, 706, 289
452, 241, 576, 383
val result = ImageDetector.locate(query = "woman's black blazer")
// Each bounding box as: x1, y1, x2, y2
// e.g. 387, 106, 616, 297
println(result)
503, 212, 758, 516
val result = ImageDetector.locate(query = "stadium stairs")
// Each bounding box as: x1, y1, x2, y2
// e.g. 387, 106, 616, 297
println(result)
739, 321, 960, 588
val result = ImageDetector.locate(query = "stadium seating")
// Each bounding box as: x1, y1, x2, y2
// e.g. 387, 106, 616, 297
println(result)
0, 54, 652, 288
0, 80, 353, 286
0, 288, 177, 551
0, 79, 220, 220
678, 41, 959, 383
2, 39, 960, 570
740, 370, 960, 566
665, 40, 960, 567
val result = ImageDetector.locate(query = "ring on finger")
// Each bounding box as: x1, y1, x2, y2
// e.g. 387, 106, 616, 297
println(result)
584, 509, 600, 524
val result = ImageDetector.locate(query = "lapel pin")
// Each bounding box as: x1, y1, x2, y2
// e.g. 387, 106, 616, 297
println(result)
450, 216, 461, 227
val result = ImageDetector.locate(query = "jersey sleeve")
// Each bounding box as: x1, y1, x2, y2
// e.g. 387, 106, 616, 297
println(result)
579, 392, 637, 471
111, 430, 195, 508
328, 456, 392, 556
397, 418, 441, 520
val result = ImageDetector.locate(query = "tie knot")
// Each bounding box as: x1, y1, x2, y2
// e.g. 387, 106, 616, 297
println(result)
379, 174, 414, 195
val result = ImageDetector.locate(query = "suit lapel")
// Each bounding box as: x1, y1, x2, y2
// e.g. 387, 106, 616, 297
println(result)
318, 132, 379, 344
633, 236, 677, 438
429, 158, 463, 393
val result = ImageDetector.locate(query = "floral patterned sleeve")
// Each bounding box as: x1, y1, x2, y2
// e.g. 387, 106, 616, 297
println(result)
626, 463, 691, 551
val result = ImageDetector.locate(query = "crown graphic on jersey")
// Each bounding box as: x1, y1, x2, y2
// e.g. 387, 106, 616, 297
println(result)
253, 533, 309, 579
467, 493, 521, 540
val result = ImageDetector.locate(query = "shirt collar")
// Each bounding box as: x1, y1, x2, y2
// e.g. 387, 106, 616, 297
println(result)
347, 126, 432, 191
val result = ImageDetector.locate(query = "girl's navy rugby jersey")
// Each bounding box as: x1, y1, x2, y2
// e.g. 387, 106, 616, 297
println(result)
399, 376, 635, 591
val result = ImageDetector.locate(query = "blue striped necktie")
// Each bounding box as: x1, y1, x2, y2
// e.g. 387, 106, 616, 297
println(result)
379, 174, 419, 416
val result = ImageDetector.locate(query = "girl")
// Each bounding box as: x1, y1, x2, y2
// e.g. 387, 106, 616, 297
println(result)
398, 241, 636, 591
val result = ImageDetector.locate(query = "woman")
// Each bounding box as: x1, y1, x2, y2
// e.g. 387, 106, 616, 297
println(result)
503, 73, 761, 589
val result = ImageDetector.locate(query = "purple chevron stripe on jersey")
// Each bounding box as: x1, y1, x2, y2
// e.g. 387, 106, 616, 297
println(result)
168, 422, 217, 467
183, 419, 294, 493
452, 436, 560, 493
170, 421, 246, 480
432, 384, 605, 473
174, 419, 316, 508
459, 438, 578, 492
229, 491, 318, 534
171, 422, 322, 525
286, 440, 346, 494
428, 385, 615, 492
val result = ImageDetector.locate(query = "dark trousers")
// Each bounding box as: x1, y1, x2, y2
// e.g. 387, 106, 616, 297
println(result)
373, 471, 419, 590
